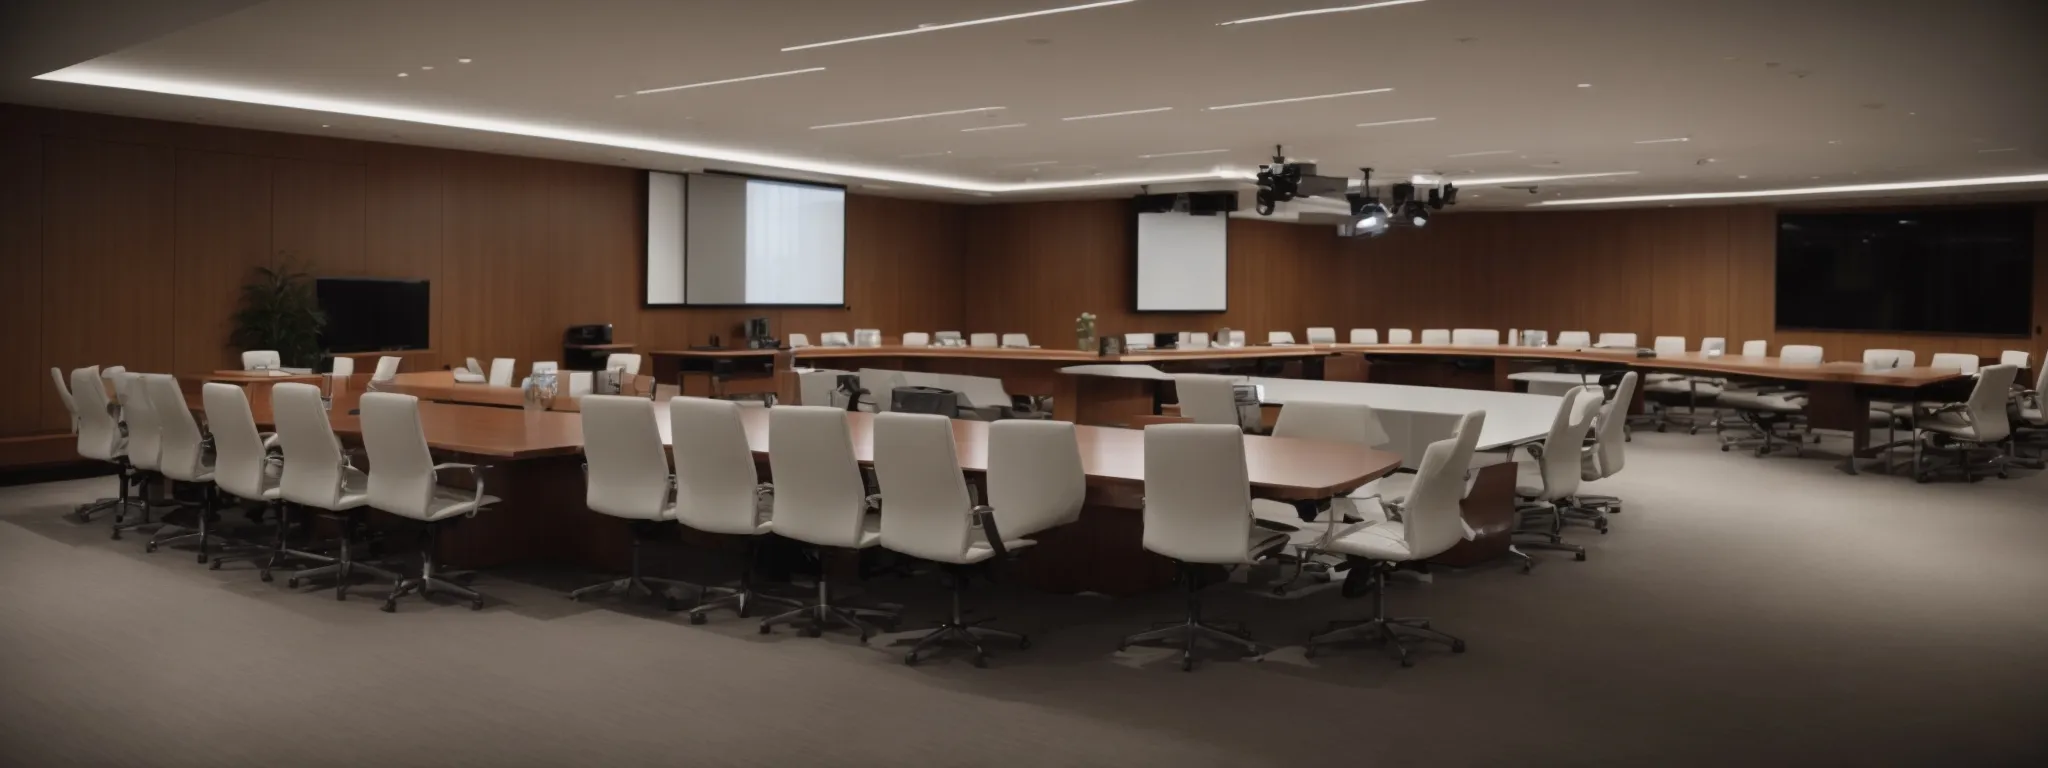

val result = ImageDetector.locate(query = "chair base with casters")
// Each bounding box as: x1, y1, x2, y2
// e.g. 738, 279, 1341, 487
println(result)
1514, 502, 1586, 562
893, 566, 1029, 667
285, 511, 401, 600
380, 519, 486, 612
685, 538, 802, 625
144, 485, 255, 564
108, 472, 181, 540
1117, 562, 1269, 672
202, 500, 284, 574
568, 520, 694, 610
757, 574, 899, 642
255, 503, 337, 583
1304, 559, 1466, 667
1912, 434, 2011, 483
70, 456, 149, 524
1715, 401, 1808, 457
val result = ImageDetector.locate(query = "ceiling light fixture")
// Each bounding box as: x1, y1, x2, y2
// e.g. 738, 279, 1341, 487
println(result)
1447, 149, 1515, 158
782, 0, 1137, 51
810, 106, 1004, 130
1632, 137, 1690, 144
1452, 170, 1639, 185
1061, 106, 1172, 121
1138, 148, 1231, 159
1533, 173, 2048, 207
960, 122, 1028, 132
1576, 83, 1592, 88
1357, 116, 1436, 128
633, 67, 826, 96
1216, 0, 1428, 26
1206, 88, 1391, 111
396, 72, 409, 77
33, 66, 1236, 194
457, 58, 472, 63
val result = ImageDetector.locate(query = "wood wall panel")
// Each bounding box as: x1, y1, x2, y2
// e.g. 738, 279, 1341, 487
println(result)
440, 151, 554, 368
543, 162, 642, 355
362, 143, 445, 356
171, 149, 272, 375
0, 131, 44, 436
272, 157, 366, 277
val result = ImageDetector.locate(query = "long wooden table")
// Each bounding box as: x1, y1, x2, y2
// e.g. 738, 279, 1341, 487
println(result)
188, 383, 1399, 595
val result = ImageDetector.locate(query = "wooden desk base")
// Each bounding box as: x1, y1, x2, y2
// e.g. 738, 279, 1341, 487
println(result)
1431, 461, 1518, 567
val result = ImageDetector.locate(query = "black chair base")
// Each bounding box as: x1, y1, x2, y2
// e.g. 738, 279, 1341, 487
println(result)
568, 520, 692, 610
382, 521, 487, 612
1117, 563, 1264, 672
893, 568, 1028, 667
1304, 563, 1465, 667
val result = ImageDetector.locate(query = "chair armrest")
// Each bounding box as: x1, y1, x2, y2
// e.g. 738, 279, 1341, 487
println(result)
432, 462, 490, 511
973, 505, 1007, 559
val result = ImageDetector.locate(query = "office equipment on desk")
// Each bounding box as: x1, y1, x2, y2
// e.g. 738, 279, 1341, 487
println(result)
745, 317, 775, 350
358, 392, 497, 612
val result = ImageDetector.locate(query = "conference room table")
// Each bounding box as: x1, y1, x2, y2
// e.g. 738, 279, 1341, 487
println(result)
184, 380, 1399, 596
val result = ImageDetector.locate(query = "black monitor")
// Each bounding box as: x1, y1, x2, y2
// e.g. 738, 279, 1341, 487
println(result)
1154, 332, 1178, 349
315, 278, 430, 353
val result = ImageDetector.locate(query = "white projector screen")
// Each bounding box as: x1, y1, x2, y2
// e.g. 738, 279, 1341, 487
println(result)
644, 172, 846, 306
1135, 212, 1229, 311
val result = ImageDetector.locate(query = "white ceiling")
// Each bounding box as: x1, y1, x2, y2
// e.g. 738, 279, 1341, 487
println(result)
9, 0, 2047, 209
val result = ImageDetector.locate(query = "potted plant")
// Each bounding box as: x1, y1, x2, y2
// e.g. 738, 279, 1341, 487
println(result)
230, 257, 326, 369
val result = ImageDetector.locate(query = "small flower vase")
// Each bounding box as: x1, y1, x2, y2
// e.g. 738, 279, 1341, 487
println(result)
523, 371, 557, 413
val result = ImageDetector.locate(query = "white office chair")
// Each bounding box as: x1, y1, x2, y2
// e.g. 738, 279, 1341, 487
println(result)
1349, 329, 1380, 345
70, 366, 143, 523
605, 353, 643, 375
1652, 337, 1686, 357
1929, 353, 1980, 374
1305, 327, 1337, 344
788, 333, 812, 349
272, 382, 398, 598
1118, 424, 1290, 671
1514, 388, 1601, 563
1718, 346, 1820, 455
851, 329, 882, 347
1701, 337, 1728, 354
999, 333, 1032, 348
1596, 332, 1638, 348
1303, 428, 1477, 666
242, 350, 282, 370
1912, 364, 2020, 482
1185, 332, 1211, 349
1572, 372, 1636, 531
1223, 330, 1245, 347
1268, 331, 1297, 346
1555, 331, 1591, 347
486, 358, 514, 387
200, 382, 287, 577
465, 357, 484, 375
1644, 337, 1721, 431
874, 412, 1037, 666
1782, 345, 1823, 364
902, 332, 931, 347
1122, 332, 1153, 351
1739, 340, 1767, 357
966, 333, 998, 348
372, 356, 401, 382
759, 406, 896, 640
798, 368, 852, 408
1862, 348, 1915, 369
141, 374, 236, 563
49, 367, 79, 435
933, 331, 963, 346
107, 372, 164, 541
1255, 401, 1394, 590
359, 392, 497, 612
331, 356, 356, 376
857, 368, 908, 413
1450, 329, 1499, 346
1387, 329, 1414, 344
986, 420, 1086, 539
573, 395, 693, 609
2000, 350, 2030, 369
1174, 374, 1248, 431
668, 397, 802, 623
565, 371, 594, 397
821, 332, 852, 347
1420, 329, 1451, 345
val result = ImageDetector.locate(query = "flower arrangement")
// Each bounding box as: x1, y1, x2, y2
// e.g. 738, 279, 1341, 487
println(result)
1075, 312, 1097, 351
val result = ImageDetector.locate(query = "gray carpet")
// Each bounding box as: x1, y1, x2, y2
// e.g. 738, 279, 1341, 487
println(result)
4, 432, 2047, 767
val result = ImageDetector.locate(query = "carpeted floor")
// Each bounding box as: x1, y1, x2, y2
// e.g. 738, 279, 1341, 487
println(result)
3, 431, 2047, 767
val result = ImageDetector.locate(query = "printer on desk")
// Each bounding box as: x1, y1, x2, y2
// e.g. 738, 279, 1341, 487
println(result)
563, 324, 618, 370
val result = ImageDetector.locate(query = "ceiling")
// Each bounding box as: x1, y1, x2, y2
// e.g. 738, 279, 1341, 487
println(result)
6, 0, 2046, 209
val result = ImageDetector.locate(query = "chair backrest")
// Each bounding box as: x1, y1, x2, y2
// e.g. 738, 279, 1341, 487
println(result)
2000, 350, 2030, 369
202, 383, 269, 501
1225, 330, 1245, 346
1142, 424, 1254, 564
71, 367, 120, 460
1863, 348, 1915, 369
606, 353, 643, 375
1701, 337, 1728, 354
1588, 372, 1635, 480
242, 350, 281, 370
487, 358, 515, 387
987, 419, 1085, 538
329, 356, 355, 375
1185, 332, 1211, 349
821, 332, 852, 347
465, 357, 483, 374
1401, 425, 1481, 561
788, 333, 812, 349
1268, 331, 1297, 345
1272, 400, 1391, 450
768, 406, 872, 548
49, 367, 78, 433
1780, 345, 1824, 364
119, 373, 162, 471
853, 329, 883, 347
1420, 329, 1452, 345
668, 397, 764, 535
146, 374, 209, 482
1305, 327, 1337, 344
798, 368, 849, 407
1349, 328, 1379, 344
272, 383, 351, 510
857, 368, 908, 412
874, 412, 978, 563
1000, 333, 1031, 348
968, 333, 998, 348
902, 332, 931, 347
933, 331, 962, 344
1529, 387, 1595, 500
579, 395, 672, 520
1122, 332, 1152, 350
1597, 332, 1637, 348
1653, 336, 1687, 356
1929, 353, 1979, 374
1174, 374, 1242, 428
1740, 340, 1767, 356
1451, 328, 1499, 346
1385, 329, 1413, 344
369, 356, 400, 381
1556, 331, 1591, 347
358, 392, 440, 520
1965, 364, 2021, 441
566, 371, 593, 397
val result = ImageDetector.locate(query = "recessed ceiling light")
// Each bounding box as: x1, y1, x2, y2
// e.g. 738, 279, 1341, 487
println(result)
1356, 116, 1437, 128
1535, 172, 2048, 207
421, 66, 434, 71
1216, 0, 1428, 26
1205, 88, 1391, 111
960, 123, 1028, 132
1826, 140, 1841, 144
1979, 147, 2019, 153
810, 106, 1004, 130
457, 58, 472, 63
1061, 106, 1172, 121
1447, 149, 1515, 158
397, 72, 409, 77
1577, 83, 1592, 88
782, 0, 1136, 51
633, 67, 827, 96
1738, 174, 1749, 179
1632, 137, 1690, 144
320, 124, 330, 128
1138, 148, 1231, 159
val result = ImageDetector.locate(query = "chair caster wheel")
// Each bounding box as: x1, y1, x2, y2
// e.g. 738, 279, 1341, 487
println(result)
1451, 640, 1467, 653
380, 600, 396, 613
1520, 562, 1534, 574
1574, 552, 1587, 562
1270, 584, 1289, 596
196, 553, 208, 564
688, 612, 707, 625
143, 541, 155, 552
1915, 474, 1930, 484
1598, 526, 1609, 535
1181, 658, 1195, 672
470, 598, 484, 611
1399, 657, 1414, 668
1688, 427, 1699, 435
801, 626, 822, 638
260, 570, 273, 583
208, 558, 222, 570
904, 652, 919, 666
972, 654, 988, 669
758, 623, 772, 635
1017, 635, 1032, 650
112, 530, 123, 541
662, 596, 682, 612
336, 590, 347, 601
1303, 646, 1318, 660
1656, 424, 1666, 433
286, 578, 300, 589
1720, 445, 1730, 452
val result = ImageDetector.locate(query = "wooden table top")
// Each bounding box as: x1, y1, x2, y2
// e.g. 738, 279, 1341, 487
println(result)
650, 348, 783, 358
202, 370, 325, 384
650, 344, 1334, 364
1323, 344, 1970, 387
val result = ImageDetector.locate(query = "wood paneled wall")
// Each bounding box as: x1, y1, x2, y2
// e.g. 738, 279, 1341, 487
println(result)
0, 104, 966, 459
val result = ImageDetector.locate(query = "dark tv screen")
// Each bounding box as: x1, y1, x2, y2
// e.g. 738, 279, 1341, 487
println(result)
316, 278, 430, 353
1775, 208, 2033, 335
